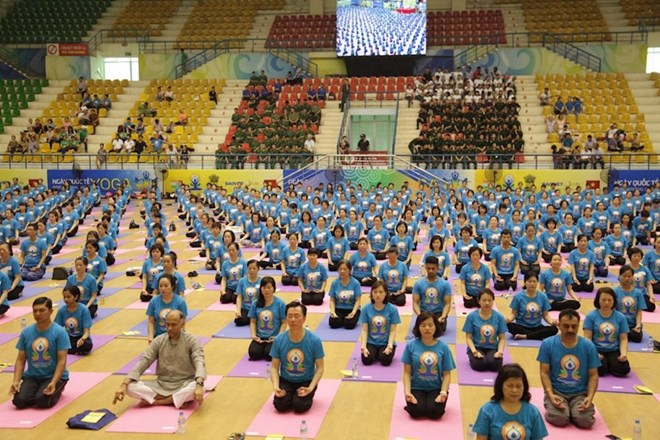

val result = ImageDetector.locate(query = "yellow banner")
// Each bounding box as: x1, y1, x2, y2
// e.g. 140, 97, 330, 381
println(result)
1, 170, 48, 188
166, 170, 283, 193
474, 169, 605, 191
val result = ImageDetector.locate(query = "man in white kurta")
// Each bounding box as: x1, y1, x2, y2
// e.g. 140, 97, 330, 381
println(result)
113, 310, 207, 408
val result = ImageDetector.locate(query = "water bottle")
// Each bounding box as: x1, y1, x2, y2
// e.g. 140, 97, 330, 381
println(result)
352, 357, 358, 379
300, 419, 308, 440
20, 318, 27, 332
265, 362, 271, 380
467, 423, 477, 440
632, 419, 642, 440
176, 411, 186, 434
648, 336, 654, 352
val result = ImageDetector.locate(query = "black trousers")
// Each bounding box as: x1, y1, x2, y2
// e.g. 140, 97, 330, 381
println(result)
234, 308, 250, 326
329, 308, 361, 329
493, 273, 517, 291
281, 274, 299, 286
572, 279, 594, 293
520, 262, 540, 277
249, 339, 273, 361
597, 349, 630, 377
301, 290, 325, 306
140, 285, 154, 302
550, 299, 581, 310
355, 275, 376, 287
273, 377, 317, 413
7, 285, 24, 300
594, 264, 608, 277
13, 377, 68, 409
468, 348, 503, 372
463, 295, 479, 308
404, 388, 447, 420
68, 335, 93, 355
507, 323, 558, 340
220, 287, 237, 304
390, 292, 406, 306
361, 343, 396, 366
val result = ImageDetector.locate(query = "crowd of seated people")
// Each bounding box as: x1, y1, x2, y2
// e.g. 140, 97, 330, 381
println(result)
408, 66, 523, 169
215, 75, 322, 169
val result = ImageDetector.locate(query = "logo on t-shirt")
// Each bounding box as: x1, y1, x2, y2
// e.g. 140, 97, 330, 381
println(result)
597, 322, 616, 345
285, 348, 305, 375
621, 296, 636, 315
258, 310, 274, 331
423, 287, 439, 305
558, 353, 581, 384
501, 421, 525, 440
417, 351, 439, 381
387, 269, 399, 285
159, 308, 172, 327
524, 301, 540, 320
479, 324, 496, 345
31, 336, 51, 366
65, 317, 79, 335
338, 289, 354, 304
370, 315, 387, 337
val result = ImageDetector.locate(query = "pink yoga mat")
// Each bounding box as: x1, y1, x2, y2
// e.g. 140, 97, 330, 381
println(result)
0, 306, 33, 323
455, 345, 512, 386
0, 332, 17, 346
0, 371, 110, 429
389, 383, 464, 440
342, 343, 404, 383
125, 300, 149, 310
106, 375, 222, 433
641, 310, 660, 324
245, 379, 341, 438
128, 281, 143, 289
66, 334, 116, 365
529, 388, 610, 438
204, 302, 239, 312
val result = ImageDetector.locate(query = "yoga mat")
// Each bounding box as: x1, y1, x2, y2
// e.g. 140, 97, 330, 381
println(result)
125, 300, 149, 310
406, 316, 458, 343
341, 343, 404, 383
276, 284, 301, 293
105, 375, 222, 433
389, 383, 464, 440
627, 332, 656, 352
506, 336, 543, 348
204, 281, 221, 289
124, 310, 201, 337
529, 387, 610, 438
21, 285, 56, 299
212, 321, 252, 339
245, 379, 341, 439
100, 286, 125, 297
0, 306, 33, 322
394, 297, 414, 316
455, 345, 512, 386
597, 370, 644, 394
65, 334, 116, 366
129, 281, 143, 289
641, 310, 660, 324
204, 302, 239, 312
408, 264, 422, 277
94, 307, 121, 321
104, 271, 125, 281
0, 332, 17, 346
226, 355, 270, 378
0, 371, 111, 429
313, 315, 362, 342
260, 269, 282, 276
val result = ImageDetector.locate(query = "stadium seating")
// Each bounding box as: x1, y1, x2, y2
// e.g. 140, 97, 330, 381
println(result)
111, 0, 182, 38
284, 76, 413, 102
266, 14, 336, 49
0, 0, 111, 43
0, 79, 48, 133
620, 0, 660, 26
537, 72, 654, 163
427, 10, 506, 46
178, 0, 285, 50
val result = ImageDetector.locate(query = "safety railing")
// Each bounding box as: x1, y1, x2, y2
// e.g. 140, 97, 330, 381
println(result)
335, 97, 351, 154
88, 28, 152, 53
541, 33, 602, 72
0, 152, 656, 171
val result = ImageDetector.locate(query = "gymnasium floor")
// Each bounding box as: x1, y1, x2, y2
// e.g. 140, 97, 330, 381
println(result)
0, 199, 659, 440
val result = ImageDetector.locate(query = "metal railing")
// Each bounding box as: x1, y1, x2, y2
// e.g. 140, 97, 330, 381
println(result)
454, 43, 496, 68
335, 98, 351, 154
0, 152, 656, 171
392, 93, 400, 155
541, 33, 602, 72
88, 29, 152, 53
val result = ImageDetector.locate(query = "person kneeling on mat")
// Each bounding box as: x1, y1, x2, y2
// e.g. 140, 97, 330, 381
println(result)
113, 310, 207, 409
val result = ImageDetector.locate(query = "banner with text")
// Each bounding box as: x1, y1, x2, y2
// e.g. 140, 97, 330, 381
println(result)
46, 43, 89, 57
166, 170, 283, 194
608, 170, 660, 191
47, 170, 155, 195
474, 169, 605, 191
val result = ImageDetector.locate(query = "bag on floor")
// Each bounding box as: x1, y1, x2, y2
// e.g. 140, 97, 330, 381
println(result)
52, 267, 68, 280
67, 408, 117, 430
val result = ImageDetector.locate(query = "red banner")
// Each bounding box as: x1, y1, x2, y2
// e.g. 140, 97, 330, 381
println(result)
46, 43, 89, 56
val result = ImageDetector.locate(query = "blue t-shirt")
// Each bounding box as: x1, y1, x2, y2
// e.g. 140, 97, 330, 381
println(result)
491, 245, 521, 275
221, 258, 248, 290
605, 234, 628, 257
483, 228, 502, 252
20, 238, 46, 268
540, 230, 560, 253
86, 255, 108, 286
359, 302, 401, 346
588, 239, 610, 267
568, 249, 594, 281
473, 401, 548, 440
153, 271, 186, 294
349, 251, 378, 279
539, 269, 573, 302
328, 276, 362, 310
345, 221, 364, 243
328, 236, 349, 263
248, 296, 286, 339
204, 234, 224, 260
537, 335, 600, 395
583, 309, 629, 352
390, 235, 414, 261
367, 227, 390, 252
146, 294, 188, 336
65, 273, 98, 305
236, 276, 262, 311
17, 323, 71, 380
412, 277, 452, 313
377, 260, 409, 292
460, 263, 492, 297
462, 310, 508, 350
402, 338, 456, 391
643, 250, 660, 282
55, 303, 93, 339
517, 235, 542, 264
282, 246, 306, 275
510, 291, 551, 328
271, 329, 324, 383
632, 265, 653, 291
263, 240, 287, 264
0, 271, 10, 306
311, 227, 330, 251
141, 258, 164, 288
422, 250, 451, 274
455, 238, 479, 264
614, 286, 647, 327
297, 262, 328, 291
558, 224, 578, 245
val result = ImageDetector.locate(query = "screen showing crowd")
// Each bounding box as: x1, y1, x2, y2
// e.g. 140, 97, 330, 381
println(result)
336, 0, 427, 57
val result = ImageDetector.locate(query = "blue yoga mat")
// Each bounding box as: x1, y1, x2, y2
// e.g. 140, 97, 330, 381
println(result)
212, 322, 252, 339
313, 315, 362, 342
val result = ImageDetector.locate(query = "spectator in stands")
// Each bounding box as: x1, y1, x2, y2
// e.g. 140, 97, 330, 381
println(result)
6, 135, 23, 159
150, 131, 165, 153
112, 134, 125, 153
561, 132, 574, 151
91, 94, 102, 110
258, 70, 268, 87
164, 86, 174, 103
76, 76, 88, 100
317, 84, 326, 101
138, 101, 156, 118
551, 144, 566, 169
553, 97, 565, 115
338, 136, 350, 155
591, 142, 605, 169
134, 135, 147, 159
304, 134, 316, 154
340, 78, 350, 112
124, 137, 135, 154
570, 96, 583, 121
156, 86, 165, 102
88, 109, 99, 127
166, 144, 178, 168
358, 133, 370, 153
540, 87, 550, 106
174, 109, 188, 126
630, 132, 644, 151
101, 94, 112, 110
307, 86, 317, 101
405, 83, 414, 108
249, 71, 259, 86
209, 86, 217, 104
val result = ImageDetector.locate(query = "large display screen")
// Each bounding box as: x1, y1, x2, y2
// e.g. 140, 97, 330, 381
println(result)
336, 0, 427, 57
